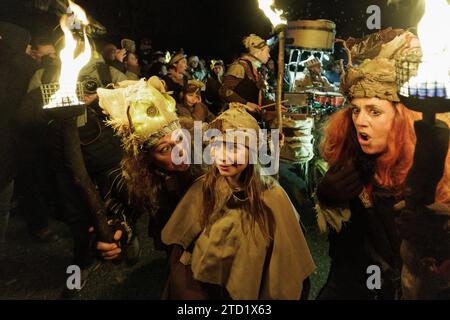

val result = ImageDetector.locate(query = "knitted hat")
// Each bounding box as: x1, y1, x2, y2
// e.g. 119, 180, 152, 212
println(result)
169, 52, 186, 66
97, 77, 179, 155
208, 103, 261, 150
188, 55, 199, 64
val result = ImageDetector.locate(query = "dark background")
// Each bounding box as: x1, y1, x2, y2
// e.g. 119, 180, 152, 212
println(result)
0, 0, 431, 61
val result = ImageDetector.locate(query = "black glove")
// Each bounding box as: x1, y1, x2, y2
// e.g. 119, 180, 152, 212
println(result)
316, 163, 364, 207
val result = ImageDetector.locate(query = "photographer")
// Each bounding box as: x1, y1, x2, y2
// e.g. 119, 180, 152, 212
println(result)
15, 51, 128, 290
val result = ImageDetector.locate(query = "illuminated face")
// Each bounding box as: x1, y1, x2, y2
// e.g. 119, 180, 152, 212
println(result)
176, 58, 188, 74
211, 141, 249, 178
351, 97, 396, 155
213, 65, 224, 77
267, 59, 275, 71
190, 59, 199, 69
103, 44, 117, 62
184, 92, 201, 107
256, 46, 270, 64
33, 44, 57, 62
150, 131, 190, 172
126, 52, 139, 67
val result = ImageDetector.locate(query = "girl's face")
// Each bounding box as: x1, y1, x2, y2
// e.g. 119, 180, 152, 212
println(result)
184, 92, 201, 107
211, 142, 249, 178
150, 131, 190, 172
351, 97, 396, 155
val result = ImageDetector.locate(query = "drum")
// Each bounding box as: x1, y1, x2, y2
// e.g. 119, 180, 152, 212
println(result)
327, 92, 346, 108
286, 20, 336, 52
313, 91, 329, 108
280, 116, 315, 163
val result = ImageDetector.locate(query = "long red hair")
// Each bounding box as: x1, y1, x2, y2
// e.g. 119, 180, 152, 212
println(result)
320, 103, 450, 204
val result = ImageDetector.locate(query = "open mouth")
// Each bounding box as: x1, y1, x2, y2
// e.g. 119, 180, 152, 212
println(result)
358, 132, 371, 143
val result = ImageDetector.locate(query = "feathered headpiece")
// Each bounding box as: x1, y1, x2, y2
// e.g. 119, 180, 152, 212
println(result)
97, 77, 179, 155
338, 28, 422, 102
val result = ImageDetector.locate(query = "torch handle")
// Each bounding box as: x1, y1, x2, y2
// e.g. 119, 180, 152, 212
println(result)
61, 118, 117, 245
276, 30, 285, 131
405, 119, 449, 208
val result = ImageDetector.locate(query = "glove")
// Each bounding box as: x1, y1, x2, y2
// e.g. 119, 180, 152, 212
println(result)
316, 163, 364, 207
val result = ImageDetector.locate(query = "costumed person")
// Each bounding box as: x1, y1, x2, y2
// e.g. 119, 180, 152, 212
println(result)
296, 57, 334, 91
205, 59, 226, 115
161, 103, 316, 300
315, 28, 450, 300
219, 34, 273, 124
163, 52, 189, 104
187, 55, 207, 82
95, 77, 205, 259
176, 79, 215, 127
124, 52, 141, 81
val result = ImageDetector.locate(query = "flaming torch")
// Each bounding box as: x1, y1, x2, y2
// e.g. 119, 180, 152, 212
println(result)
40, 1, 117, 248
258, 0, 287, 130
395, 0, 450, 299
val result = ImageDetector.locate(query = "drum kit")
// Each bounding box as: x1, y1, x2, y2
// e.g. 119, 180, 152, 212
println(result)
270, 19, 345, 192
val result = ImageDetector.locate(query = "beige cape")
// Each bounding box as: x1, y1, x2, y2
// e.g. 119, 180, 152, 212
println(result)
162, 176, 316, 300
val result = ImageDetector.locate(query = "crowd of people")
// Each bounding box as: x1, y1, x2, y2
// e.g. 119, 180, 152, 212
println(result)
0, 20, 449, 300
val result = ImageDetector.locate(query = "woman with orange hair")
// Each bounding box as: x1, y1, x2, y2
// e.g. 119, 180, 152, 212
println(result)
315, 29, 450, 299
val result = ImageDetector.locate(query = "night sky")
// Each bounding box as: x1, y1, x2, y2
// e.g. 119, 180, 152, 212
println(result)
0, 0, 431, 61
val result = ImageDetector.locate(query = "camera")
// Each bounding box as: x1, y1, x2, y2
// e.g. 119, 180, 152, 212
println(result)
81, 77, 101, 95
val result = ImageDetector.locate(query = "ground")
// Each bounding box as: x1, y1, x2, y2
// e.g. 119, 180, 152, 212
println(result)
0, 207, 330, 300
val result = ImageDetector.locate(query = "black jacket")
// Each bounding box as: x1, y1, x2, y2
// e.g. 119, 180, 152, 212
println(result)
0, 22, 36, 190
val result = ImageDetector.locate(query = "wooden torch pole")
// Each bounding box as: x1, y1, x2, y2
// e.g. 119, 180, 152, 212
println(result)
276, 30, 285, 131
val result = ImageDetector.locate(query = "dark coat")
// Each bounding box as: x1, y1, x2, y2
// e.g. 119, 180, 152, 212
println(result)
0, 22, 36, 190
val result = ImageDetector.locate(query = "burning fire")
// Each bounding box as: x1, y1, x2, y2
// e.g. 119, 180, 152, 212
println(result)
44, 0, 92, 108
258, 0, 287, 28
402, 0, 450, 98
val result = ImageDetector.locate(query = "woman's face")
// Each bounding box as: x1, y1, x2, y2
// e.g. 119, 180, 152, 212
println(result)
213, 65, 224, 77
176, 58, 188, 74
150, 131, 190, 172
351, 97, 396, 155
211, 142, 249, 178
190, 59, 199, 69
184, 92, 201, 107
126, 53, 139, 67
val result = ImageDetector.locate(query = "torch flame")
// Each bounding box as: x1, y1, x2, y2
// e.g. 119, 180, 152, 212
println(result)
258, 0, 287, 28
403, 0, 450, 98
44, 0, 92, 108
